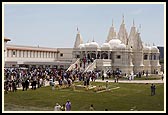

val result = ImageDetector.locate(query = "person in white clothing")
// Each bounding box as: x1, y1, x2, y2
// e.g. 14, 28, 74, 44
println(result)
54, 103, 61, 111
129, 74, 132, 81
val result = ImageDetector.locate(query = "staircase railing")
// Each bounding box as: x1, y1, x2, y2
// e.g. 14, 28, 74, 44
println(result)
84, 59, 97, 73
66, 58, 80, 72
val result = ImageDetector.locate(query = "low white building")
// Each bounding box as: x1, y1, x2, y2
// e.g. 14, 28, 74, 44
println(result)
4, 43, 74, 69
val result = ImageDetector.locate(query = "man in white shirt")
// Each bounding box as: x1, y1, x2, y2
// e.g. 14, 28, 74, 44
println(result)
54, 103, 61, 111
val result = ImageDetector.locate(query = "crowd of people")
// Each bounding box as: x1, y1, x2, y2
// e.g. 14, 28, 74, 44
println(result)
4, 63, 124, 92
4, 66, 103, 93
4, 64, 157, 94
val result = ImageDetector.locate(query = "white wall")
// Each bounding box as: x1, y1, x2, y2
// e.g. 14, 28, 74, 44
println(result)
57, 48, 73, 60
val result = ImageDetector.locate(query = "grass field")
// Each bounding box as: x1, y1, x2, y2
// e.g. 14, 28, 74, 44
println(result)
3, 81, 164, 112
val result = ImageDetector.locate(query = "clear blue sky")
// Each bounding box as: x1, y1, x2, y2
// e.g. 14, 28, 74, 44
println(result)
4, 3, 165, 48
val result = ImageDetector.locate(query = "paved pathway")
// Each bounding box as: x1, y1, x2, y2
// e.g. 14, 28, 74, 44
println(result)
95, 79, 164, 84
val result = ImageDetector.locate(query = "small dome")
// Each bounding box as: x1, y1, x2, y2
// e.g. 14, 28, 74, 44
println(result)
78, 44, 85, 49
109, 38, 122, 49
85, 42, 90, 48
101, 43, 111, 49
4, 37, 11, 41
151, 46, 159, 52
117, 43, 126, 49
143, 46, 151, 52
109, 39, 121, 45
88, 41, 99, 48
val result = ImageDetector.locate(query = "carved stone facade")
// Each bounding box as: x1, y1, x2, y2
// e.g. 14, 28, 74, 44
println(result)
73, 17, 161, 74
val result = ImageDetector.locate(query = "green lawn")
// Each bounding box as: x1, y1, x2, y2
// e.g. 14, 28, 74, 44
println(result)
3, 81, 164, 111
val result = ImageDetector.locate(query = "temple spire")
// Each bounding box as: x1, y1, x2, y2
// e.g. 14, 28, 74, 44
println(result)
106, 20, 117, 42
128, 19, 137, 49
74, 26, 83, 48
118, 14, 128, 44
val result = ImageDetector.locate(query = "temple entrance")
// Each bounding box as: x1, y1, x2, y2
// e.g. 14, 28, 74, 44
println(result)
91, 53, 96, 59
101, 51, 108, 59
87, 51, 96, 60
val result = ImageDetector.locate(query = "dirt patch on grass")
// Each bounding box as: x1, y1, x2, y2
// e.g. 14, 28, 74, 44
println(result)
4, 103, 52, 111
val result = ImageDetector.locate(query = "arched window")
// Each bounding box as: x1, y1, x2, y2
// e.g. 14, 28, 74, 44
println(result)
144, 54, 148, 60
149, 54, 152, 60
12, 50, 16, 56
153, 54, 156, 60
76, 55, 80, 58
101, 51, 108, 59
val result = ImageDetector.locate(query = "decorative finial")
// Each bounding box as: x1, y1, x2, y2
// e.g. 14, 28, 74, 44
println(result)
76, 25, 80, 33
122, 14, 124, 24
77, 26, 79, 32
133, 19, 135, 27
112, 19, 114, 27
92, 36, 95, 42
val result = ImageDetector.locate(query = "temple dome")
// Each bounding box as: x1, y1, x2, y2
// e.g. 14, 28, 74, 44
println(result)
117, 43, 126, 49
108, 38, 122, 49
101, 43, 111, 49
78, 44, 85, 49
88, 41, 99, 48
142, 43, 151, 52
85, 42, 90, 48
143, 46, 151, 52
151, 46, 159, 53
